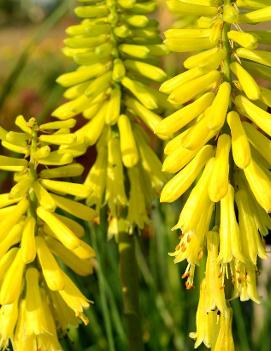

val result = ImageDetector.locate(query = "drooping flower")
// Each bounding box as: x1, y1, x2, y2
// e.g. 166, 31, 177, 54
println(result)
0, 116, 96, 350
52, 0, 168, 232
157, 1, 271, 348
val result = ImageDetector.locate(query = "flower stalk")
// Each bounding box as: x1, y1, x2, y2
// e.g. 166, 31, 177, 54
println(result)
119, 229, 144, 351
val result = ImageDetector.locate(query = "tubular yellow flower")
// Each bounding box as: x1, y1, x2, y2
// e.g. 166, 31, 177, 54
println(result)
0, 300, 19, 349
227, 111, 251, 169
208, 134, 231, 202
25, 268, 49, 335
161, 145, 214, 203
0, 249, 25, 305
219, 184, 244, 263
243, 157, 271, 212
21, 217, 36, 264
118, 114, 139, 168
155, 92, 215, 139
206, 81, 231, 130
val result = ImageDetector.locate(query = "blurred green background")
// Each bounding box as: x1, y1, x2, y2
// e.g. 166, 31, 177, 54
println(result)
0, 1, 271, 350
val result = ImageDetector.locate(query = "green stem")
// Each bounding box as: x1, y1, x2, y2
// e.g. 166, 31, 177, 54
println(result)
118, 230, 144, 351
90, 223, 116, 351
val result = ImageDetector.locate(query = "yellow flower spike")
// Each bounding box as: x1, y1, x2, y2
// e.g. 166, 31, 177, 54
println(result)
21, 217, 36, 264
53, 0, 167, 234
243, 158, 271, 212
243, 122, 271, 166
0, 250, 25, 305
118, 114, 139, 168
161, 145, 214, 203
127, 166, 149, 229
25, 268, 49, 336
205, 231, 227, 313
37, 207, 81, 250
208, 134, 231, 202
213, 308, 235, 351
230, 62, 260, 100
36, 236, 65, 291
58, 274, 90, 324
218, 184, 244, 264
168, 70, 221, 105
160, 1, 271, 347
0, 299, 19, 349
206, 82, 231, 130
227, 111, 251, 169
155, 92, 215, 139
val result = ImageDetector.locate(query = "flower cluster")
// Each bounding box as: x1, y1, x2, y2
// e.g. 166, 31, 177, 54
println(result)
0, 116, 96, 350
53, 0, 167, 231
156, 0, 271, 349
